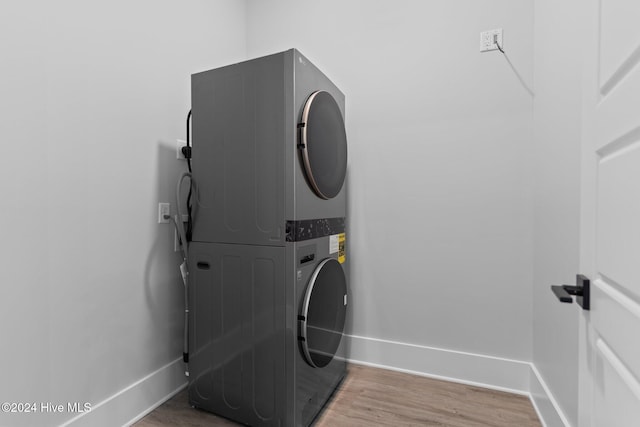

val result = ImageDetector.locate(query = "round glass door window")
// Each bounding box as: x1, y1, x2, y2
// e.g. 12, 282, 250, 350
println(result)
300, 258, 347, 368
299, 91, 348, 200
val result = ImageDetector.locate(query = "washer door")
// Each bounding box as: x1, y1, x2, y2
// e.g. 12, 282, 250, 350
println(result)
299, 258, 347, 368
298, 91, 348, 200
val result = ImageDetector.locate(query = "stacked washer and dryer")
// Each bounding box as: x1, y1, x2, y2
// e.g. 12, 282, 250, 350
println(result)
188, 49, 349, 426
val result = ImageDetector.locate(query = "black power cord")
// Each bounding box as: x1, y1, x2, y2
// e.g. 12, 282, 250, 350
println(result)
183, 110, 192, 173
493, 34, 505, 54
184, 110, 193, 241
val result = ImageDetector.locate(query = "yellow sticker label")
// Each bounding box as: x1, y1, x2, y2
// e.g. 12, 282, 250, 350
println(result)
338, 233, 346, 264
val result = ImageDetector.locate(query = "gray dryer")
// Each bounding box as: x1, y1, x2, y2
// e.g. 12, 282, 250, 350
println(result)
190, 49, 347, 246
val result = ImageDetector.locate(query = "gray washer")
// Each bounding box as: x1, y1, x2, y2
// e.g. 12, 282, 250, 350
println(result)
188, 236, 348, 426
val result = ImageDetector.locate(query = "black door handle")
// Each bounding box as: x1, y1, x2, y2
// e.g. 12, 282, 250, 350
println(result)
551, 285, 575, 303
550, 274, 590, 310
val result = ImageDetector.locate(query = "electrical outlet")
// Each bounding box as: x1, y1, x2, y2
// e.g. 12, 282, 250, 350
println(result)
177, 139, 187, 160
480, 28, 503, 52
158, 203, 170, 223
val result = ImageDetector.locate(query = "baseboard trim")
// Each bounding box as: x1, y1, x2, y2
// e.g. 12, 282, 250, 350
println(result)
345, 334, 571, 426
529, 363, 572, 427
345, 334, 531, 395
77, 336, 570, 427
60, 357, 187, 427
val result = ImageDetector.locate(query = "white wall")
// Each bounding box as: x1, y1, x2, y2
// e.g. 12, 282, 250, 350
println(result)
0, 1, 246, 426
531, 0, 583, 425
0, 2, 582, 425
246, 0, 535, 372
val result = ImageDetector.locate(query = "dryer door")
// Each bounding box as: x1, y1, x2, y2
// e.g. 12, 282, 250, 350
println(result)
299, 258, 347, 368
298, 91, 348, 200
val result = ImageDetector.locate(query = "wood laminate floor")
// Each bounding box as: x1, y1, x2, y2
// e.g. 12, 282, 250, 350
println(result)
134, 365, 541, 426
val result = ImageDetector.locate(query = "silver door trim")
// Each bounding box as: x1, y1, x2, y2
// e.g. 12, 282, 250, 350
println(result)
299, 257, 344, 368
298, 90, 347, 200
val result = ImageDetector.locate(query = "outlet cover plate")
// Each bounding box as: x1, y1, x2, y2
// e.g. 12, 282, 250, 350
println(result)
158, 203, 170, 223
177, 139, 187, 160
480, 28, 503, 52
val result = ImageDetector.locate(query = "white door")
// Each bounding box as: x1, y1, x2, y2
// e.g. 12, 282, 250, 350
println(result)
579, 0, 640, 425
